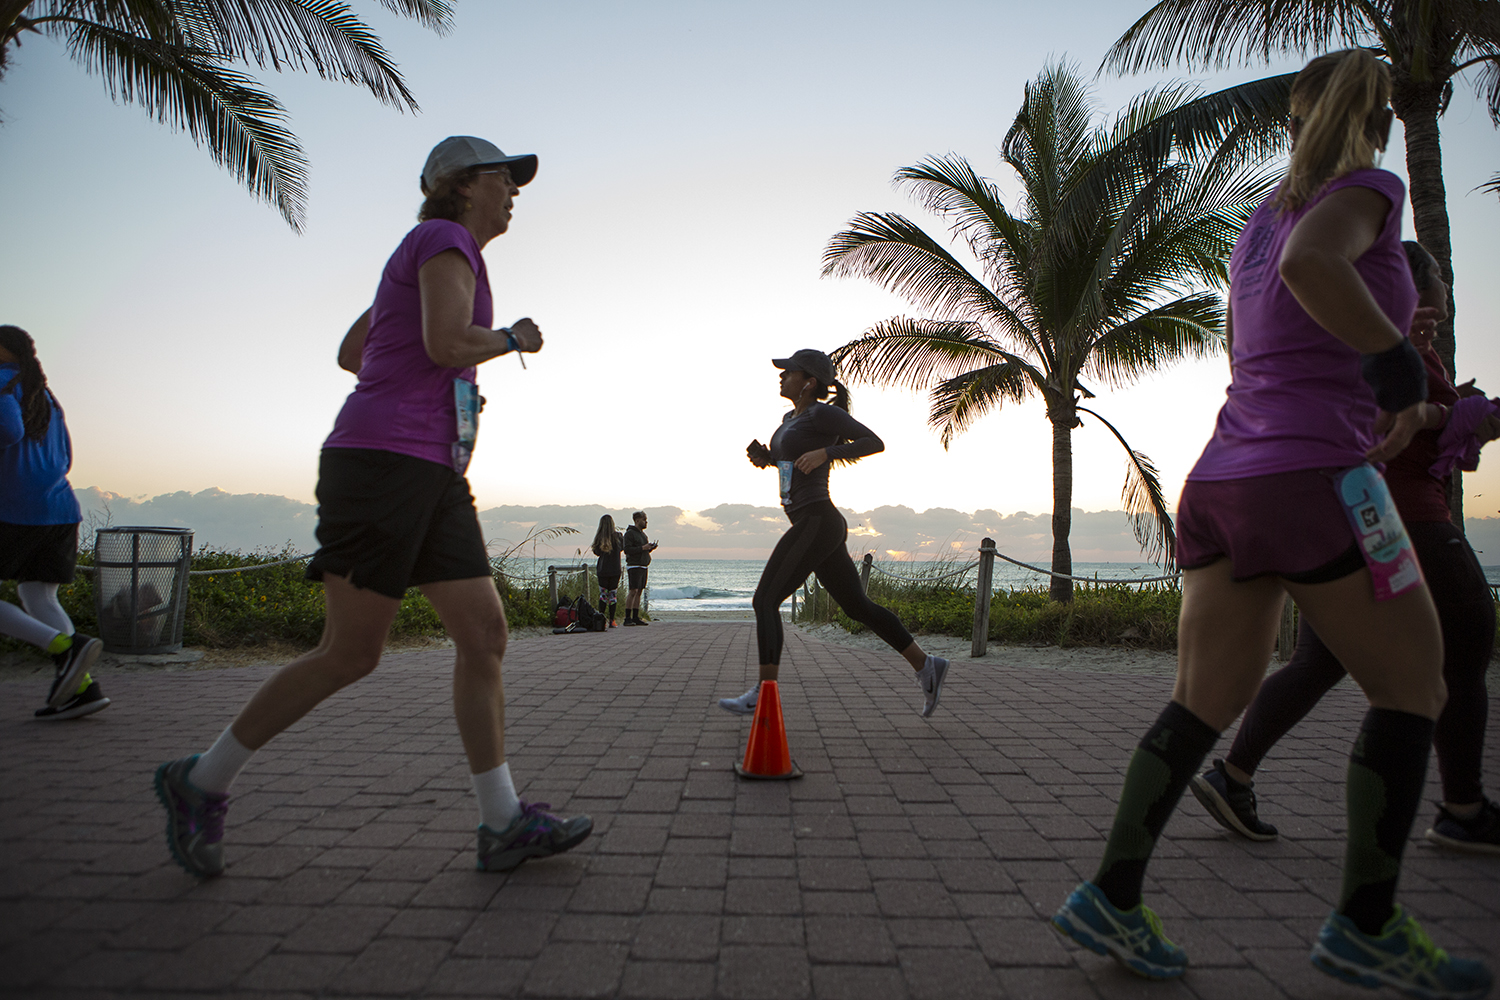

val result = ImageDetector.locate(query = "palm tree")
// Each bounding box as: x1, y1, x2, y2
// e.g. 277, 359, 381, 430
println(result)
1106, 0, 1500, 523
1, 0, 454, 231
823, 63, 1284, 601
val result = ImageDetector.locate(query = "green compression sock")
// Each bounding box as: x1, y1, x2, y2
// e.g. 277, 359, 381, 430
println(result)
1340, 708, 1434, 935
1095, 701, 1220, 911
46, 633, 73, 655
75, 673, 92, 695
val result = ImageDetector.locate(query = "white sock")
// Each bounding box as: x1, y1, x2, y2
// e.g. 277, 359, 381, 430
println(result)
190, 726, 256, 795
0, 600, 62, 650
472, 762, 521, 830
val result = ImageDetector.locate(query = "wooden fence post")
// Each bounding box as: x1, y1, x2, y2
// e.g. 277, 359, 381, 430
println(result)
1276, 595, 1296, 662
547, 566, 559, 612
971, 538, 996, 657
860, 553, 873, 593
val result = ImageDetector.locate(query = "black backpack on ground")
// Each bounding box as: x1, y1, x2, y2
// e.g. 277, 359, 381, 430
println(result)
574, 596, 607, 633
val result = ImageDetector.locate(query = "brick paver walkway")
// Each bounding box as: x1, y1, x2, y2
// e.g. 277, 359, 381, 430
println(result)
1, 623, 1495, 999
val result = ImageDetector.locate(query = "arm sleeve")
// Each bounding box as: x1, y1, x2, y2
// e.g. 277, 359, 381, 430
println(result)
819, 406, 885, 462
0, 392, 23, 448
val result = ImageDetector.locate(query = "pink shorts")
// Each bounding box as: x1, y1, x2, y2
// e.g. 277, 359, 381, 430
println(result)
1176, 469, 1364, 583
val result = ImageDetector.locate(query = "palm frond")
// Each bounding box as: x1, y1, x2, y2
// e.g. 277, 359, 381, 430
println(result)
822, 212, 1037, 347
829, 317, 1038, 392
1103, 0, 1388, 74
62, 19, 308, 229
1049, 74, 1292, 263
1077, 406, 1176, 570
1003, 62, 1099, 230
928, 362, 1039, 449
1085, 292, 1225, 386
1479, 170, 1500, 198
373, 0, 453, 33
170, 0, 423, 111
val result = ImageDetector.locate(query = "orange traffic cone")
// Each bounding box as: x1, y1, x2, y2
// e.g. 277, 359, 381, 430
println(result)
734, 680, 803, 780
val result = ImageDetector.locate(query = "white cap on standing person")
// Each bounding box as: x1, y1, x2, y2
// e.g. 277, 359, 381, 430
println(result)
420, 136, 537, 192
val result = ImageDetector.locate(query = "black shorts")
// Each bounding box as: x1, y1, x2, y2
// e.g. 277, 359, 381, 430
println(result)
627, 566, 648, 590
306, 448, 492, 600
598, 573, 621, 591
0, 521, 79, 583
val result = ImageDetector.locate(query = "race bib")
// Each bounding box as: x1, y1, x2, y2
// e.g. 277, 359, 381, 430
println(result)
1335, 464, 1423, 600
452, 379, 479, 474
777, 461, 794, 506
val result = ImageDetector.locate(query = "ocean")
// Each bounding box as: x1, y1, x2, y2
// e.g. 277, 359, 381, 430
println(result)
503, 557, 1203, 613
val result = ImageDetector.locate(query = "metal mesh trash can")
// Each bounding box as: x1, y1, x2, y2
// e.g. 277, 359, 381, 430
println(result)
94, 527, 193, 654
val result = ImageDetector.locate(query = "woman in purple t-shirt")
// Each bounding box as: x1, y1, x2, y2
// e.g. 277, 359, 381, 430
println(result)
153, 137, 592, 880
1053, 51, 1490, 995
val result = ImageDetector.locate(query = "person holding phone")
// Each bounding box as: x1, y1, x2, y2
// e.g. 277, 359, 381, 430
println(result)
153, 136, 591, 879
622, 511, 656, 625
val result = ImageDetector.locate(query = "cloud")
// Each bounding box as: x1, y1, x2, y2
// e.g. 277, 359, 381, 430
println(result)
74, 487, 317, 554
71, 485, 1500, 570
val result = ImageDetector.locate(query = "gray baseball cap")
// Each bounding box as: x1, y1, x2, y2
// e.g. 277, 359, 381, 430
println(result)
772, 349, 836, 385
421, 136, 537, 192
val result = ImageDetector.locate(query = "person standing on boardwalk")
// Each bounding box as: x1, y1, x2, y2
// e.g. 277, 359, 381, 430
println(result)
1051, 52, 1491, 996
153, 136, 591, 878
717, 349, 949, 718
0, 326, 108, 720
591, 514, 624, 628
622, 510, 656, 625
1190, 241, 1500, 854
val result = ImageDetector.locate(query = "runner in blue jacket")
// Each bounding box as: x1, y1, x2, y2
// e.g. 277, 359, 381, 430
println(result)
0, 326, 107, 719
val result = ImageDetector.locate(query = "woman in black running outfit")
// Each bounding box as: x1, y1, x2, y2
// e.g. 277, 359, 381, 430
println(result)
717, 349, 949, 719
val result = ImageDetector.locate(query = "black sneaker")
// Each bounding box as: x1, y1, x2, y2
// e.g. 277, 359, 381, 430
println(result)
1425, 798, 1500, 856
1189, 759, 1278, 841
47, 634, 102, 708
35, 679, 111, 721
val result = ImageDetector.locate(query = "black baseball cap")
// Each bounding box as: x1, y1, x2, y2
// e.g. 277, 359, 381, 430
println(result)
772, 349, 836, 385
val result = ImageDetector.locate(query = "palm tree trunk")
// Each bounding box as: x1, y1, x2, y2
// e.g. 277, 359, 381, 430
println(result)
1048, 404, 1075, 603
1395, 82, 1464, 528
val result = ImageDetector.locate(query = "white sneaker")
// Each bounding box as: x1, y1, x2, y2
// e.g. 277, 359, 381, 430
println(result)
918, 656, 949, 718
718, 686, 759, 716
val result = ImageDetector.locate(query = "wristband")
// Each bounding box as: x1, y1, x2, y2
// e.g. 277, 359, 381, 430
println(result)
1359, 339, 1427, 412
503, 328, 518, 354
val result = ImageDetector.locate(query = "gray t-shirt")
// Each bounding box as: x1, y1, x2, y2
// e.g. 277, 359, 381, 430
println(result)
767, 403, 883, 513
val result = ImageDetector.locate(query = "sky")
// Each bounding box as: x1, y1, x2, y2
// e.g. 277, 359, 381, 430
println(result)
4, 1, 1500, 552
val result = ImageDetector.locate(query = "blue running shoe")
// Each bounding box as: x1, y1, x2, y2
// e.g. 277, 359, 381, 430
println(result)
154, 755, 229, 877
477, 801, 592, 872
1051, 881, 1187, 979
1312, 908, 1492, 1000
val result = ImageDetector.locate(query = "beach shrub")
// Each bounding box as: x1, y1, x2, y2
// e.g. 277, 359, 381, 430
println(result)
796, 569, 1185, 650
0, 545, 562, 657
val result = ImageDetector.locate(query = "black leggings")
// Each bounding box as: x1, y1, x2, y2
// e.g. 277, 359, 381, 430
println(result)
752, 501, 914, 666
1227, 520, 1495, 804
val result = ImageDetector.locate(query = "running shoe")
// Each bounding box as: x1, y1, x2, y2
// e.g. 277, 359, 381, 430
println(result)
1425, 799, 1500, 856
1311, 907, 1492, 999
718, 686, 759, 716
1190, 759, 1278, 841
623, 618, 640, 626
47, 633, 102, 709
476, 801, 593, 872
34, 678, 110, 720
918, 655, 949, 718
154, 755, 229, 877
1051, 881, 1187, 979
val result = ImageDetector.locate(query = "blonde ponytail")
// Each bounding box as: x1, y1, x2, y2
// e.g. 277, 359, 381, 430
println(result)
1276, 49, 1392, 212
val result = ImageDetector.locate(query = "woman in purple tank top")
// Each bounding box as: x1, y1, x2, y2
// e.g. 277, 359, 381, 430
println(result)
1051, 51, 1491, 996
152, 137, 592, 883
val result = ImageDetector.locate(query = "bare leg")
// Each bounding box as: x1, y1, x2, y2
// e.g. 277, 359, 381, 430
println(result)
421, 576, 509, 772
229, 574, 399, 749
